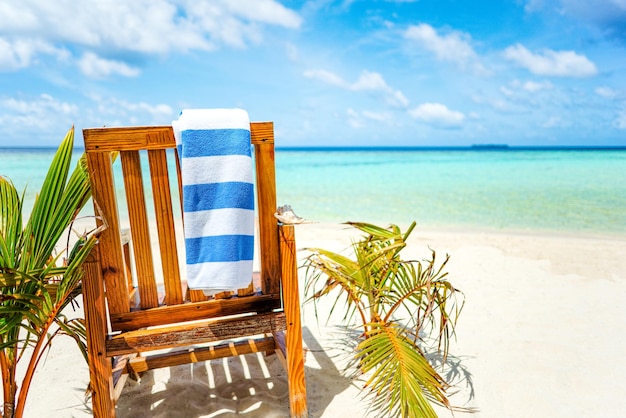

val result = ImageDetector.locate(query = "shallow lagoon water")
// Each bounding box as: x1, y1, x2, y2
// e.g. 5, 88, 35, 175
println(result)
2, 147, 625, 236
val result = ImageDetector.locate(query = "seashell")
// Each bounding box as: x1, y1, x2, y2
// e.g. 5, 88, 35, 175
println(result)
274, 204, 313, 224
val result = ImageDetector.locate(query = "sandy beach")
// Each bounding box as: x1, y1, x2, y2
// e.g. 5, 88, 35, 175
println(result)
22, 223, 626, 417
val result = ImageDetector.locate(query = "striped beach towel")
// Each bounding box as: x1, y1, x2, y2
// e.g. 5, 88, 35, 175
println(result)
172, 109, 254, 295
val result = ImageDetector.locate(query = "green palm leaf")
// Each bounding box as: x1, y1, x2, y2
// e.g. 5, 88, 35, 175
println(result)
358, 322, 448, 418
1, 127, 98, 418
304, 221, 465, 417
0, 177, 23, 270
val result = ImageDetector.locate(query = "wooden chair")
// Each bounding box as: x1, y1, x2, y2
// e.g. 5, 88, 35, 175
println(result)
81, 123, 307, 417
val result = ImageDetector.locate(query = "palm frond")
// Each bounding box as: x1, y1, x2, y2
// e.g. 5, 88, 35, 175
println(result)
358, 322, 448, 418
303, 221, 466, 417
1, 126, 98, 418
53, 317, 88, 363
303, 247, 368, 327
0, 176, 23, 269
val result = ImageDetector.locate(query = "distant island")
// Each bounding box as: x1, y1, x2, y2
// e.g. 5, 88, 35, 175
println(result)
471, 144, 509, 149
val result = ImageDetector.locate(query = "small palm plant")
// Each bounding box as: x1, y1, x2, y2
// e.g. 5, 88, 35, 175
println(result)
303, 221, 464, 418
0, 127, 98, 418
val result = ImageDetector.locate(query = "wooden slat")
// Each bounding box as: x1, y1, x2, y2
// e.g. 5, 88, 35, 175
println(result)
128, 337, 276, 373
111, 355, 133, 401
279, 224, 308, 418
174, 147, 184, 215
121, 230, 133, 292
273, 330, 288, 371
250, 121, 274, 144
106, 313, 286, 356
110, 293, 281, 331
111, 355, 131, 382
188, 289, 207, 302
84, 123, 272, 152
112, 374, 129, 403
83, 126, 176, 152
82, 246, 116, 417
173, 147, 187, 246
255, 140, 281, 295
147, 146, 183, 305
273, 331, 289, 374
237, 282, 256, 296
120, 151, 159, 308
86, 151, 130, 314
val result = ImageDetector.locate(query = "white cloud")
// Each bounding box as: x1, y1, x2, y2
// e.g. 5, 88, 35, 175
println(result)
351, 71, 389, 91
304, 69, 409, 108
0, 37, 67, 70
409, 103, 465, 127
522, 80, 554, 92
304, 69, 348, 88
78, 52, 140, 78
1, 1, 204, 53
219, 0, 302, 28
88, 95, 174, 125
404, 23, 487, 74
497, 79, 556, 109
404, 24, 474, 63
505, 79, 554, 95
1, 93, 76, 115
345, 108, 392, 128
503, 43, 598, 77
0, 94, 78, 134
595, 86, 617, 98
0, 92, 175, 144
0, 0, 301, 70
351, 71, 410, 107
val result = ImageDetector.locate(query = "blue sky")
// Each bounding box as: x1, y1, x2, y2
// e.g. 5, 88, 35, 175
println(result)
1, 0, 625, 147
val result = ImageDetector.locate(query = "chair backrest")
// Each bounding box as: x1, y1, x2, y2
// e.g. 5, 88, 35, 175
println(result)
83, 123, 282, 332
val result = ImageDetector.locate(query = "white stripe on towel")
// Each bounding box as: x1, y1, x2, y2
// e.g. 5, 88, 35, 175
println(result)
186, 260, 254, 292
174, 108, 250, 131
181, 155, 254, 186
183, 208, 255, 239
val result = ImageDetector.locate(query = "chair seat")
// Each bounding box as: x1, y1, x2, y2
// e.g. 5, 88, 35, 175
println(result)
110, 293, 282, 332
106, 311, 287, 356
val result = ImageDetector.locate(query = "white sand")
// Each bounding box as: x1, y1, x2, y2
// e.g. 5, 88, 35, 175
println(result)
21, 223, 626, 417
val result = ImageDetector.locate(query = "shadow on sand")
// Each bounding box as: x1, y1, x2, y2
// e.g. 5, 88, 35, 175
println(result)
99, 325, 474, 417
112, 326, 355, 418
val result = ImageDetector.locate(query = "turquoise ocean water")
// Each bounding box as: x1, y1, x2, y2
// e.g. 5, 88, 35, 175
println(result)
2, 147, 625, 237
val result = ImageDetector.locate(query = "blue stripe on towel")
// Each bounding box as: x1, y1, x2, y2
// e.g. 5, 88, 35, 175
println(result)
181, 129, 251, 158
186, 235, 255, 264
182, 182, 254, 212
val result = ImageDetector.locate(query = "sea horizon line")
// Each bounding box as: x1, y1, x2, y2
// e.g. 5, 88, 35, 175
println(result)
1, 144, 626, 152
274, 145, 626, 151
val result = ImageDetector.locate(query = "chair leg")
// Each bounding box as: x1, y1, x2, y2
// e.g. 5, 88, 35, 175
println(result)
83, 247, 116, 417
279, 225, 308, 418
